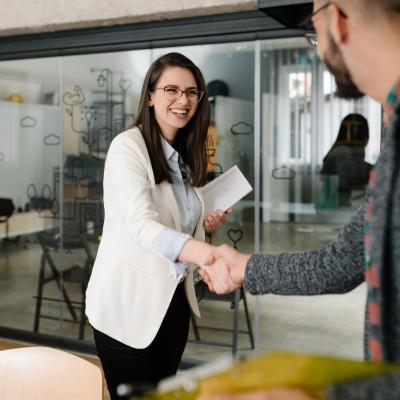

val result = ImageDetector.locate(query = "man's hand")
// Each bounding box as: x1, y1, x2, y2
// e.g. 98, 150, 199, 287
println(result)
200, 244, 251, 294
201, 257, 237, 294
198, 388, 315, 400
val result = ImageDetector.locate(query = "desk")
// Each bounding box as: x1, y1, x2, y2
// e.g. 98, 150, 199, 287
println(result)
0, 211, 56, 239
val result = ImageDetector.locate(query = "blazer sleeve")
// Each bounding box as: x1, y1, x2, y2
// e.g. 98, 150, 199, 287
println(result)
103, 131, 167, 252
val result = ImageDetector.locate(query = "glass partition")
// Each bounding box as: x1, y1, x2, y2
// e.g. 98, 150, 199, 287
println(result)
259, 38, 381, 359
154, 43, 256, 361
0, 57, 61, 333
0, 36, 382, 365
59, 50, 152, 342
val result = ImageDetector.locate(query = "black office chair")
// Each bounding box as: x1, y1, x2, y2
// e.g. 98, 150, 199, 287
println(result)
33, 226, 95, 340
0, 198, 15, 239
190, 282, 254, 356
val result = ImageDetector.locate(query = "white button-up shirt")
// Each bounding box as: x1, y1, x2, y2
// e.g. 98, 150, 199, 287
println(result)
150, 138, 202, 280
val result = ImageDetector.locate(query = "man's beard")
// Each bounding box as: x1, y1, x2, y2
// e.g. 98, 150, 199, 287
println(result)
324, 33, 365, 100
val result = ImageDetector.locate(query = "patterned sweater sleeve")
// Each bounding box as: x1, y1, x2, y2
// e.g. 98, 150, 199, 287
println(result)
244, 204, 365, 295
326, 372, 400, 400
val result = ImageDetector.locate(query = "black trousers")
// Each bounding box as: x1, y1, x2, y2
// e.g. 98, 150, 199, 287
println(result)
92, 282, 190, 400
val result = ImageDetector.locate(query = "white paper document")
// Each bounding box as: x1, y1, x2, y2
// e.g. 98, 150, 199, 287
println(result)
200, 165, 253, 215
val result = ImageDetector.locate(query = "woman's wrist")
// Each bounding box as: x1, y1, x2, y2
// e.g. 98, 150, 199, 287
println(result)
178, 238, 214, 266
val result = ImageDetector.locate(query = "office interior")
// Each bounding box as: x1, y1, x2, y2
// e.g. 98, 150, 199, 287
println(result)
0, 16, 381, 372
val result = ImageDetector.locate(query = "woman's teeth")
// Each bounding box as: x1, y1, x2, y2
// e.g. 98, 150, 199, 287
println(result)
170, 108, 188, 115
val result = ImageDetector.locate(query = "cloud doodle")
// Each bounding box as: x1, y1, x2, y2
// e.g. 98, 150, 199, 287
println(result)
230, 121, 253, 135
20, 116, 37, 128
44, 133, 60, 146
272, 166, 296, 180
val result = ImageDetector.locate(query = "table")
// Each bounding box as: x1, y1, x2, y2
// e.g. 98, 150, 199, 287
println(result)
0, 210, 56, 239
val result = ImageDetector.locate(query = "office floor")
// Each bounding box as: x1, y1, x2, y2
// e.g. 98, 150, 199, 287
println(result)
0, 277, 365, 400
0, 220, 366, 366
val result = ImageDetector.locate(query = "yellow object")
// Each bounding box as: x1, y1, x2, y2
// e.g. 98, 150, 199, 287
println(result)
138, 351, 400, 400
7, 93, 24, 103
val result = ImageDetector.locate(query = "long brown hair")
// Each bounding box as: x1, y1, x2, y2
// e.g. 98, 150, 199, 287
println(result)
134, 52, 210, 187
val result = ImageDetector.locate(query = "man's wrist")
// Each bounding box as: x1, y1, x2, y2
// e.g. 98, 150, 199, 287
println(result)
235, 253, 251, 285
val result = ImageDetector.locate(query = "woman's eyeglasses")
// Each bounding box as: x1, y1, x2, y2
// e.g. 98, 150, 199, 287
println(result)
154, 85, 205, 103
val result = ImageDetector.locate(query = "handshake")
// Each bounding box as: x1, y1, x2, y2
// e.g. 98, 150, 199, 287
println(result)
199, 244, 252, 295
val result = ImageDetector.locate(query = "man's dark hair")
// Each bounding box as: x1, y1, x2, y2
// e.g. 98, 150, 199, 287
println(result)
381, 0, 400, 11
361, 0, 400, 13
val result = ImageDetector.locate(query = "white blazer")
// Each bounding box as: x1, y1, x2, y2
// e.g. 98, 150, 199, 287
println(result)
86, 127, 204, 349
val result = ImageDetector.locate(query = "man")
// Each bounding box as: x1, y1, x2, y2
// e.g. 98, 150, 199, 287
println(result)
201, 0, 400, 398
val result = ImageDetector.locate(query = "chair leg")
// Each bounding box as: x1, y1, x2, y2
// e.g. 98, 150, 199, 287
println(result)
232, 289, 241, 356
33, 254, 46, 332
45, 252, 78, 321
78, 284, 86, 340
241, 287, 254, 349
190, 311, 201, 341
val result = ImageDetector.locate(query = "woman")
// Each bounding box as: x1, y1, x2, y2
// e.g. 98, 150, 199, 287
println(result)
85, 52, 229, 399
320, 113, 372, 206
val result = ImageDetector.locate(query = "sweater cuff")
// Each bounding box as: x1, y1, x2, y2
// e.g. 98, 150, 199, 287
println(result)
325, 372, 400, 400
243, 253, 272, 294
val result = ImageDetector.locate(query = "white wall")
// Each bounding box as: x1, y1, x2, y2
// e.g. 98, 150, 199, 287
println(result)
0, 0, 257, 37
0, 101, 59, 209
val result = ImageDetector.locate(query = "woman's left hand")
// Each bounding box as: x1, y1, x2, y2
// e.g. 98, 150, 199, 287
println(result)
203, 208, 233, 233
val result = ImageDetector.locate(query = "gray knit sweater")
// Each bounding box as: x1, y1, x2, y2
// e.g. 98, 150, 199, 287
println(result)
244, 205, 400, 399
245, 204, 365, 297
243, 96, 400, 400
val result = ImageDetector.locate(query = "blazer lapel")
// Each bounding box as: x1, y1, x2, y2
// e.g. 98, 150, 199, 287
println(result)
193, 187, 205, 241
160, 181, 182, 231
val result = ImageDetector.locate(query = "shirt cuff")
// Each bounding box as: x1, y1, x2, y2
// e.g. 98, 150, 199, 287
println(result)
151, 227, 191, 280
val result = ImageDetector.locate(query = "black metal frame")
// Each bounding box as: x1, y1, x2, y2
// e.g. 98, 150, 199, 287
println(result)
33, 231, 95, 340
0, 8, 302, 357
259, 0, 312, 7
0, 10, 302, 61
189, 287, 254, 356
258, 0, 313, 29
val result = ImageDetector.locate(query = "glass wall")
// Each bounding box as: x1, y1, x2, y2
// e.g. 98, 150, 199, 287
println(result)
153, 43, 256, 360
0, 37, 381, 363
0, 57, 62, 334
258, 38, 380, 359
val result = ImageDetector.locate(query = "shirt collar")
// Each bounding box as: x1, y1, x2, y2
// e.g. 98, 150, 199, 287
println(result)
161, 136, 179, 163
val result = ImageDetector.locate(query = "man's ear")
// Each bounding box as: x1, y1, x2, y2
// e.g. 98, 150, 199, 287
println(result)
329, 3, 348, 45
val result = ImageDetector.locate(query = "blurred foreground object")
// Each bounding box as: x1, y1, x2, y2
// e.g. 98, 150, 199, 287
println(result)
137, 351, 400, 400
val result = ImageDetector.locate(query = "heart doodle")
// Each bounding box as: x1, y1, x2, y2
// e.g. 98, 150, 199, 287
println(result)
119, 79, 131, 92
63, 85, 85, 106
228, 228, 243, 246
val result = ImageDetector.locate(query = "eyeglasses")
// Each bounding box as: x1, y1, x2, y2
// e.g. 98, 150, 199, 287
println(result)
300, 2, 347, 47
304, 32, 318, 47
154, 85, 205, 103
